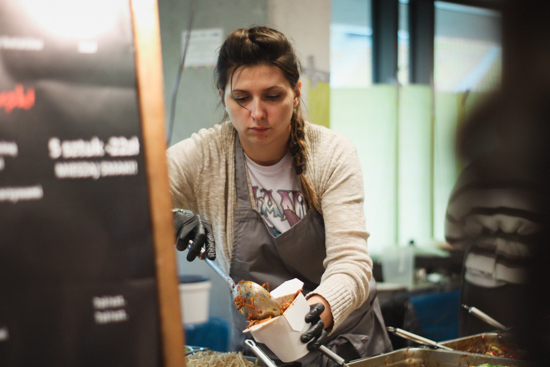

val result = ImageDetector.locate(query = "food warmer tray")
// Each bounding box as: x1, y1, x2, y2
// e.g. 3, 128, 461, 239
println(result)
347, 347, 534, 367
439, 332, 528, 359
440, 332, 508, 350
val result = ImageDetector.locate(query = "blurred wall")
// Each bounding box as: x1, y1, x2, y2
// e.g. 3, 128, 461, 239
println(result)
158, 0, 268, 148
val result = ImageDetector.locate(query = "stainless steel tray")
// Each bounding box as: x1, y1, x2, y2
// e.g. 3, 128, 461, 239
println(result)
440, 332, 528, 359
440, 332, 502, 349
347, 347, 534, 367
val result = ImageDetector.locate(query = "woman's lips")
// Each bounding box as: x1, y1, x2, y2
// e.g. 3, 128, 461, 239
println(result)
250, 127, 269, 133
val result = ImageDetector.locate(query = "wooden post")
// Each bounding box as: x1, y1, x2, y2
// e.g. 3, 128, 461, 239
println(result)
131, 1, 186, 366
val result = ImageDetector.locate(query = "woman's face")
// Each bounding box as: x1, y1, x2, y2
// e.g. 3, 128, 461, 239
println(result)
221, 64, 301, 165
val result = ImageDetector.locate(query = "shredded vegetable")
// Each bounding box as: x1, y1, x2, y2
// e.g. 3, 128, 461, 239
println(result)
246, 315, 273, 327
186, 350, 257, 367
465, 344, 522, 359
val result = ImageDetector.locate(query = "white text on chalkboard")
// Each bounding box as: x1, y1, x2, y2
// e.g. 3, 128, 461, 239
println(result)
95, 310, 129, 324
0, 185, 43, 203
93, 295, 129, 325
48, 136, 140, 159
0, 141, 18, 157
93, 295, 126, 309
0, 141, 18, 171
54, 160, 138, 179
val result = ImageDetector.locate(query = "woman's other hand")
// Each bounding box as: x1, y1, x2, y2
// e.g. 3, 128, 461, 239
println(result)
301, 295, 333, 351
173, 209, 216, 261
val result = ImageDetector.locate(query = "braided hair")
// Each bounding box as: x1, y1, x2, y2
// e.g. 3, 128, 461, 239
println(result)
215, 26, 319, 211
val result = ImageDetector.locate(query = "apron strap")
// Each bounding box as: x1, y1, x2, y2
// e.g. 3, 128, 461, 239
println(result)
234, 133, 252, 208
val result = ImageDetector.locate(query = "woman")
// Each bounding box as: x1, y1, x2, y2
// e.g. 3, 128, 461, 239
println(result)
167, 26, 392, 365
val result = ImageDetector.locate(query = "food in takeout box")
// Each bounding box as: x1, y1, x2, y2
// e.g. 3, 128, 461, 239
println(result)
243, 278, 311, 363
245, 278, 303, 327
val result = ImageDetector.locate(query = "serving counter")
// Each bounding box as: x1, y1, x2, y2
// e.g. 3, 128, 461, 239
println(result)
348, 347, 534, 367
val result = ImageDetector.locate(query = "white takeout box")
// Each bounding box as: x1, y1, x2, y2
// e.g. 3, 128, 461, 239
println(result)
244, 279, 310, 362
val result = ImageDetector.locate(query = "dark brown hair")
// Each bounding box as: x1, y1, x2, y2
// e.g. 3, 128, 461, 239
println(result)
215, 26, 319, 211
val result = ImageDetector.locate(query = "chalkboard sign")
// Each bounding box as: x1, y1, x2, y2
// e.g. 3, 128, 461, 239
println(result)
0, 1, 184, 366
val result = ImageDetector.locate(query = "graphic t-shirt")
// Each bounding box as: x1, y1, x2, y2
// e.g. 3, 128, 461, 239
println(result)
244, 151, 308, 237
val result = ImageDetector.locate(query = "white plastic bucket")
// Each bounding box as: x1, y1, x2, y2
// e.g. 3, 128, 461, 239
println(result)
178, 275, 211, 325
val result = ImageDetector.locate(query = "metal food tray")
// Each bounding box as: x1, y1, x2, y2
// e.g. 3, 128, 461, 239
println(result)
347, 347, 534, 367
440, 332, 505, 350
439, 332, 528, 359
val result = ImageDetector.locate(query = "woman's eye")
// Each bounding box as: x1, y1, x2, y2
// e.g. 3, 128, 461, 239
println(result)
266, 94, 281, 100
232, 95, 248, 102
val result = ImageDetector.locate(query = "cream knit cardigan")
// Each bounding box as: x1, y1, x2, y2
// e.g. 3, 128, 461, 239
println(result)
167, 121, 373, 331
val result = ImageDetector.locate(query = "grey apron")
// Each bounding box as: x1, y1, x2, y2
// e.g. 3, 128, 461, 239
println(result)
229, 135, 392, 366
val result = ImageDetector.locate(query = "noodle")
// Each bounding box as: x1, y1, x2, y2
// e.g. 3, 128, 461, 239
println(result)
246, 316, 272, 327
186, 350, 257, 367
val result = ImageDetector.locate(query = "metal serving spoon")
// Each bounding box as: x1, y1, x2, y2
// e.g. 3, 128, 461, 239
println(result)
462, 304, 508, 331
185, 241, 282, 320
202, 255, 282, 320
318, 345, 351, 367
245, 339, 278, 367
386, 326, 454, 351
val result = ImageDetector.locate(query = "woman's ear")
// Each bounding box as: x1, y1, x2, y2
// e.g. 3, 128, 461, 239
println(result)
219, 89, 225, 106
294, 81, 302, 108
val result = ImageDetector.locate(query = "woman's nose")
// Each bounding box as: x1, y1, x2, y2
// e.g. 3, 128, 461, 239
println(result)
250, 98, 266, 120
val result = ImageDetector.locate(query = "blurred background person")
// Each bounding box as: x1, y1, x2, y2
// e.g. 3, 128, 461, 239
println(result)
445, 0, 550, 363
445, 156, 541, 336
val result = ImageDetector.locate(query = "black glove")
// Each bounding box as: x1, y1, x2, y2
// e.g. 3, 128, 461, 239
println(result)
300, 303, 328, 351
173, 209, 216, 261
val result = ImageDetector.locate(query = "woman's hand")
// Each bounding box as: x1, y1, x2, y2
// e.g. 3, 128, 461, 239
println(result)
307, 295, 333, 329
173, 209, 216, 261
300, 295, 333, 351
